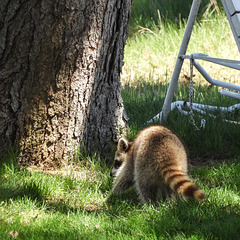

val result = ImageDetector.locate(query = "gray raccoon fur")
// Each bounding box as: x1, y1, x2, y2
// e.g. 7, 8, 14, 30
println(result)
110, 125, 205, 203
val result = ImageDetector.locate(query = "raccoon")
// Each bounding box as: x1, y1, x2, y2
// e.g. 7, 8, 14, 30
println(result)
110, 125, 205, 203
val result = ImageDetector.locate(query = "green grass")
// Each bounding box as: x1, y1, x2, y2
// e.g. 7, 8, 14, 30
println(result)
130, 0, 220, 29
1, 3, 240, 239
122, 10, 240, 159
0, 153, 240, 239
122, 80, 240, 159
123, 14, 240, 83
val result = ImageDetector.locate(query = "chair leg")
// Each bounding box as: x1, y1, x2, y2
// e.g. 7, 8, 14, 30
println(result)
161, 0, 202, 123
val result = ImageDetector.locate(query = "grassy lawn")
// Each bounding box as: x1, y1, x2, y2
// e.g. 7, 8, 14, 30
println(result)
0, 153, 240, 239
1, 2, 240, 239
123, 14, 240, 84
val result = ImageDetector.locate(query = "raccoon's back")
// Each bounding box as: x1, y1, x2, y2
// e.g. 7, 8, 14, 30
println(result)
133, 125, 188, 167
131, 125, 188, 182
132, 125, 205, 201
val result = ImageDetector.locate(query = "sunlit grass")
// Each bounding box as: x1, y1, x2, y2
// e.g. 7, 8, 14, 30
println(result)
123, 14, 240, 85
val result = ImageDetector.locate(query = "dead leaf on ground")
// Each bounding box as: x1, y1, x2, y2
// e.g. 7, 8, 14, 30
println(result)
9, 231, 19, 239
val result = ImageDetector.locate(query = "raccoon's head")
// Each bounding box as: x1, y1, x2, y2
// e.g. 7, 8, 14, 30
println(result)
110, 137, 131, 177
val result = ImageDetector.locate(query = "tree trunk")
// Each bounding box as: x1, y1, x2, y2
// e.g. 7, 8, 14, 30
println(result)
0, 0, 132, 167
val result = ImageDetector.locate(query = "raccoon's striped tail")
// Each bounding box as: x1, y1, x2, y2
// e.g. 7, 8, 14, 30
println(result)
164, 171, 205, 201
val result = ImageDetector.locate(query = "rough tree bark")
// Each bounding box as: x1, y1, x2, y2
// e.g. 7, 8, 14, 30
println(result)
0, 0, 132, 167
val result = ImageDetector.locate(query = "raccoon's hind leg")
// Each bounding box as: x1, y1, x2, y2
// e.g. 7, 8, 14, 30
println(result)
136, 179, 173, 204
135, 179, 158, 204
156, 183, 173, 201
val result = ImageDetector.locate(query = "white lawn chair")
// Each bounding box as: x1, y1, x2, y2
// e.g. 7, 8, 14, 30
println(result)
148, 0, 240, 126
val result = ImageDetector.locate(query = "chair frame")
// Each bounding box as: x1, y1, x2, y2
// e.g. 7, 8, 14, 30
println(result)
156, 0, 240, 124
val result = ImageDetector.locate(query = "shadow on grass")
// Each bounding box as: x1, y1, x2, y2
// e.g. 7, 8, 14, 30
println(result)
122, 80, 240, 160
0, 171, 83, 215
147, 200, 240, 239
106, 188, 140, 207
130, 0, 211, 29
0, 161, 240, 239
106, 160, 240, 239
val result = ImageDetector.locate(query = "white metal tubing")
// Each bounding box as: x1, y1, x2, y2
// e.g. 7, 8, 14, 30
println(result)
169, 100, 240, 113
220, 89, 240, 100
221, 0, 240, 52
160, 0, 202, 123
147, 101, 240, 124
193, 60, 240, 92
191, 53, 240, 70
191, 53, 240, 67
183, 101, 240, 112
